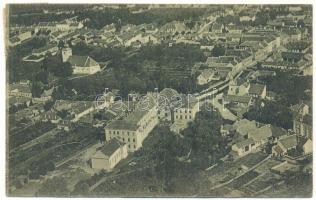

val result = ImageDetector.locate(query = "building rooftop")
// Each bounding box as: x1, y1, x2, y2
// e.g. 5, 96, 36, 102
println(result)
10, 83, 32, 94
224, 95, 252, 104
99, 138, 125, 157
234, 138, 255, 148
248, 83, 265, 96
279, 135, 298, 150
68, 55, 99, 68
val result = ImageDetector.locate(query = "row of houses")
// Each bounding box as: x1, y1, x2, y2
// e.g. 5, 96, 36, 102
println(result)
226, 119, 312, 158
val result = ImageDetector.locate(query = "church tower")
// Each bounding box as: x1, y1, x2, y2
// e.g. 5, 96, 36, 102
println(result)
62, 47, 72, 63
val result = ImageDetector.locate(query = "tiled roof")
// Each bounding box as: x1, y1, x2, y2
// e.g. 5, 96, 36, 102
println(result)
234, 119, 257, 136
9, 37, 21, 43
249, 125, 272, 142
279, 135, 297, 150
281, 52, 304, 60
99, 138, 125, 157
106, 119, 138, 131
224, 95, 252, 104
199, 69, 214, 79
10, 84, 32, 94
68, 55, 99, 67
248, 83, 265, 95
270, 125, 288, 138
234, 138, 255, 148
273, 145, 284, 154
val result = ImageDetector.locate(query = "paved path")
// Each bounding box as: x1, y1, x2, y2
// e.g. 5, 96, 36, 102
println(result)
209, 155, 271, 191
208, 95, 238, 121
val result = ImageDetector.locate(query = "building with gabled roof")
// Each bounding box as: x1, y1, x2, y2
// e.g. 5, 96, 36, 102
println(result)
272, 135, 298, 157
62, 48, 101, 74
91, 138, 128, 170
9, 83, 32, 98
292, 101, 312, 140
105, 93, 159, 152
248, 83, 266, 98
197, 69, 220, 85
231, 138, 259, 157
223, 95, 252, 107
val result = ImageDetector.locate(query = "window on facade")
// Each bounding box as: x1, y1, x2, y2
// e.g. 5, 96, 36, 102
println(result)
189, 110, 191, 113
134, 145, 136, 149
123, 138, 125, 142
189, 115, 191, 119
128, 145, 130, 148
245, 146, 249, 152
128, 138, 130, 142
180, 115, 182, 119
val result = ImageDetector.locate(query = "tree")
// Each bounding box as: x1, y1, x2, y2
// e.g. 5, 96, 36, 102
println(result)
31, 81, 44, 98
37, 177, 69, 196
182, 107, 227, 167
150, 127, 179, 192
35, 70, 49, 84
43, 55, 73, 78
244, 100, 293, 129
185, 21, 195, 30
57, 109, 70, 119
58, 40, 65, 49
44, 100, 55, 111
211, 45, 226, 57
72, 182, 90, 196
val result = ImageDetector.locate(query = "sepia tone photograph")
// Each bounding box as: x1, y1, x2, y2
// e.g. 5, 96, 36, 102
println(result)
5, 3, 313, 198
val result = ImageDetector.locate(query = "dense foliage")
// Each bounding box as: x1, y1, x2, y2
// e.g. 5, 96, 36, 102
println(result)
77, 8, 208, 29
55, 43, 206, 100
244, 100, 293, 129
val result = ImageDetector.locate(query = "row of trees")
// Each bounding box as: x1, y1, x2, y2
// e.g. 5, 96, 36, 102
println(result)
140, 107, 227, 192
244, 100, 293, 130
258, 71, 312, 106
57, 43, 206, 101
77, 7, 207, 30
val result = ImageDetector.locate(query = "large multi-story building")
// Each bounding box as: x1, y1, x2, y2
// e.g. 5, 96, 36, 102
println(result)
292, 102, 312, 140
155, 88, 200, 133
104, 94, 158, 152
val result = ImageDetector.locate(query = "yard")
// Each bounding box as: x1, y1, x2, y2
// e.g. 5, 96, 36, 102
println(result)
9, 121, 56, 149
228, 170, 260, 189
243, 172, 282, 194
9, 124, 100, 186
204, 152, 269, 188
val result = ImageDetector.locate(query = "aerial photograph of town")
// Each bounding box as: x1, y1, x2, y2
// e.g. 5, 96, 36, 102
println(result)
5, 4, 313, 197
